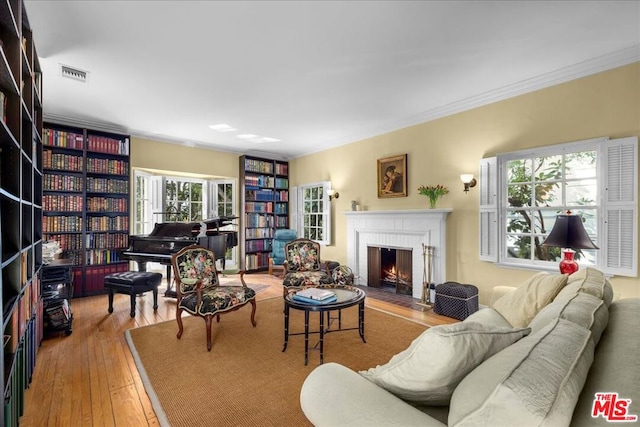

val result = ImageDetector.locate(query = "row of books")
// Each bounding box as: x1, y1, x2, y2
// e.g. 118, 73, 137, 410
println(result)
292, 288, 337, 304
86, 197, 128, 213
244, 175, 276, 188
274, 202, 288, 214
85, 232, 128, 249
86, 177, 128, 194
275, 217, 289, 228
275, 190, 289, 202
86, 215, 129, 232
244, 158, 274, 174
245, 239, 273, 253
245, 201, 274, 213
244, 253, 270, 270
86, 135, 129, 155
43, 216, 83, 233
245, 213, 275, 228
43, 194, 83, 212
42, 234, 83, 251
274, 177, 289, 189
245, 189, 275, 202
85, 249, 124, 265
86, 158, 128, 175
43, 150, 83, 172
275, 163, 288, 175
43, 129, 84, 150
43, 174, 83, 192
245, 227, 274, 239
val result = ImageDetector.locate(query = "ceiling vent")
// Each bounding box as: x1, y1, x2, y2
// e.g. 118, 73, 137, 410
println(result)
60, 64, 88, 82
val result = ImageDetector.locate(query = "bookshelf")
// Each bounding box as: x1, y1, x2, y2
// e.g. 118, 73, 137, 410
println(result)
239, 155, 289, 271
0, 0, 44, 423
43, 124, 130, 296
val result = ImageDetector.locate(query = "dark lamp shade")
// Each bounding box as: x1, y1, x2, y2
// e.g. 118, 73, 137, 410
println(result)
542, 214, 599, 250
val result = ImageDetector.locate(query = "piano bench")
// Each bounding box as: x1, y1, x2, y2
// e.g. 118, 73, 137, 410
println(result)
104, 271, 163, 317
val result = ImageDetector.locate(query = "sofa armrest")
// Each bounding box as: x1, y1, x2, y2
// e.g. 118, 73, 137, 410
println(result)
300, 362, 446, 427
489, 286, 516, 308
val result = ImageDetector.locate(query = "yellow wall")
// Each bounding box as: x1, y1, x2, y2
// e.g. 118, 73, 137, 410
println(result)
130, 136, 240, 179
290, 63, 640, 302
128, 64, 639, 302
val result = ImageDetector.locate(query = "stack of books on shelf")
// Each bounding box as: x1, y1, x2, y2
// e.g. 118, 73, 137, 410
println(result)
293, 288, 337, 304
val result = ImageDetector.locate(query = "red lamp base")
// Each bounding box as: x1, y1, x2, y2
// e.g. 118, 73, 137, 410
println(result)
559, 249, 579, 275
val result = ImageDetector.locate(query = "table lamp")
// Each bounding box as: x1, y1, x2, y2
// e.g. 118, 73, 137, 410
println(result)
542, 212, 598, 274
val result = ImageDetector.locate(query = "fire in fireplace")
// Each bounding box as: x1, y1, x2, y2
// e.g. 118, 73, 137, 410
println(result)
367, 246, 412, 295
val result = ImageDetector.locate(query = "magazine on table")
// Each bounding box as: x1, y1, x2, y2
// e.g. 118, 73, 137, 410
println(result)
295, 287, 336, 300
292, 293, 338, 305
293, 288, 337, 304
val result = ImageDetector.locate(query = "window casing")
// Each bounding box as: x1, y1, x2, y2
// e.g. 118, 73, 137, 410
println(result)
292, 181, 332, 246
480, 136, 637, 277
133, 173, 238, 267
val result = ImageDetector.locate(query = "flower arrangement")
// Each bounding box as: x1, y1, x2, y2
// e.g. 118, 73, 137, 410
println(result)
417, 184, 449, 208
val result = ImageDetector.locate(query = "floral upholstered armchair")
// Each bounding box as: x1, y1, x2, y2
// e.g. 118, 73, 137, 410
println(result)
171, 244, 256, 351
282, 238, 334, 295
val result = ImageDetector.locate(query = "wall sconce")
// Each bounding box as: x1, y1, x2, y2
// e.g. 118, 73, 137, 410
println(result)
460, 174, 477, 193
327, 188, 339, 201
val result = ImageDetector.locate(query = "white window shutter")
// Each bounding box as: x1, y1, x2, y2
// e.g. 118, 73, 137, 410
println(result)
290, 186, 299, 234
479, 157, 498, 261
602, 137, 637, 276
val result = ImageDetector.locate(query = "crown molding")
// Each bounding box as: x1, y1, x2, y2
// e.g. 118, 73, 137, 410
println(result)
306, 45, 640, 158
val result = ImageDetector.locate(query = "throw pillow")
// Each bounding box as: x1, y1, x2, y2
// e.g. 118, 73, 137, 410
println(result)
493, 272, 568, 327
448, 318, 594, 427
358, 322, 530, 405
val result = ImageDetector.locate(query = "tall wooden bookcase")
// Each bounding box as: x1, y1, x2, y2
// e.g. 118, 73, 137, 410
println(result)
239, 155, 289, 271
43, 123, 130, 296
0, 0, 44, 423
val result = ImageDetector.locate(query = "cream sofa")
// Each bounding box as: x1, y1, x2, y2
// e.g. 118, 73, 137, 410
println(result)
300, 268, 640, 426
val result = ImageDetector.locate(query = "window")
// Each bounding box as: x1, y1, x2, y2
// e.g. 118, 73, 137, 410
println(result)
164, 178, 204, 222
133, 173, 238, 268
291, 181, 332, 246
133, 170, 153, 235
480, 136, 637, 277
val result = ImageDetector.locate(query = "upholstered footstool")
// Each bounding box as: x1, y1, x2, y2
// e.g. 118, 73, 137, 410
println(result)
104, 271, 163, 317
434, 282, 479, 320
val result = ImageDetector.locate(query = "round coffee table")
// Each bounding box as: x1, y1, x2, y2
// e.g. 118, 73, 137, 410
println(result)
283, 285, 366, 365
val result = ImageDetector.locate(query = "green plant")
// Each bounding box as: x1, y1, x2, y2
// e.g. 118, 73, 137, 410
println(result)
417, 184, 449, 208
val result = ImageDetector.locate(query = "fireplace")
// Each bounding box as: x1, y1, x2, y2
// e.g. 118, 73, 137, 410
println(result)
345, 209, 451, 299
367, 246, 412, 295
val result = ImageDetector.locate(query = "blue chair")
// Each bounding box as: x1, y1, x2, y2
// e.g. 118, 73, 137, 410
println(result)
269, 229, 297, 277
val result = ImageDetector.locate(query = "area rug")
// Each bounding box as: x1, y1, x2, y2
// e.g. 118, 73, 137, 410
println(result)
126, 297, 428, 427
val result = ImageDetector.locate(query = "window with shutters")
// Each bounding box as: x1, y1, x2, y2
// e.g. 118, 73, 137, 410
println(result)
290, 181, 332, 246
479, 136, 637, 277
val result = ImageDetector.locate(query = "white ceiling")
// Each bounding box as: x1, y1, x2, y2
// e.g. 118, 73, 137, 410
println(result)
25, 1, 640, 160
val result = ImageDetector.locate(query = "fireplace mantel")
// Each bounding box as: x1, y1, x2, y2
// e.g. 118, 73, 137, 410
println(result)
344, 209, 452, 298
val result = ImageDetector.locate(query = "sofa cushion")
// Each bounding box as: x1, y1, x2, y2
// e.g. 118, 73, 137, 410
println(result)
570, 298, 640, 426
449, 318, 594, 427
359, 322, 530, 405
493, 272, 568, 328
463, 307, 512, 329
529, 292, 609, 345
555, 267, 613, 306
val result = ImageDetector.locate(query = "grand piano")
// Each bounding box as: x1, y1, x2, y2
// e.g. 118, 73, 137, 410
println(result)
121, 216, 238, 297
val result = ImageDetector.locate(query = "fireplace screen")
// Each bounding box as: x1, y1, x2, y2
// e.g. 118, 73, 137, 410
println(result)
367, 246, 412, 295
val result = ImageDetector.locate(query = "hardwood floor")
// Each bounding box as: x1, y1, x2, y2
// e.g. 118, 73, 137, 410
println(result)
21, 274, 455, 426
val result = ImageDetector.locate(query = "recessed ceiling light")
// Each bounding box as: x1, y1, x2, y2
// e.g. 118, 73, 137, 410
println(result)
251, 137, 281, 144
209, 124, 237, 132
237, 134, 281, 143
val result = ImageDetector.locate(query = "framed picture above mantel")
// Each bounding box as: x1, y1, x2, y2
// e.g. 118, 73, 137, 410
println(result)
377, 154, 408, 198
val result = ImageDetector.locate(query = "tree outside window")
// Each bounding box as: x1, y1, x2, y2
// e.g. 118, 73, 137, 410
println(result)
303, 185, 324, 241
505, 150, 597, 266
165, 179, 203, 222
